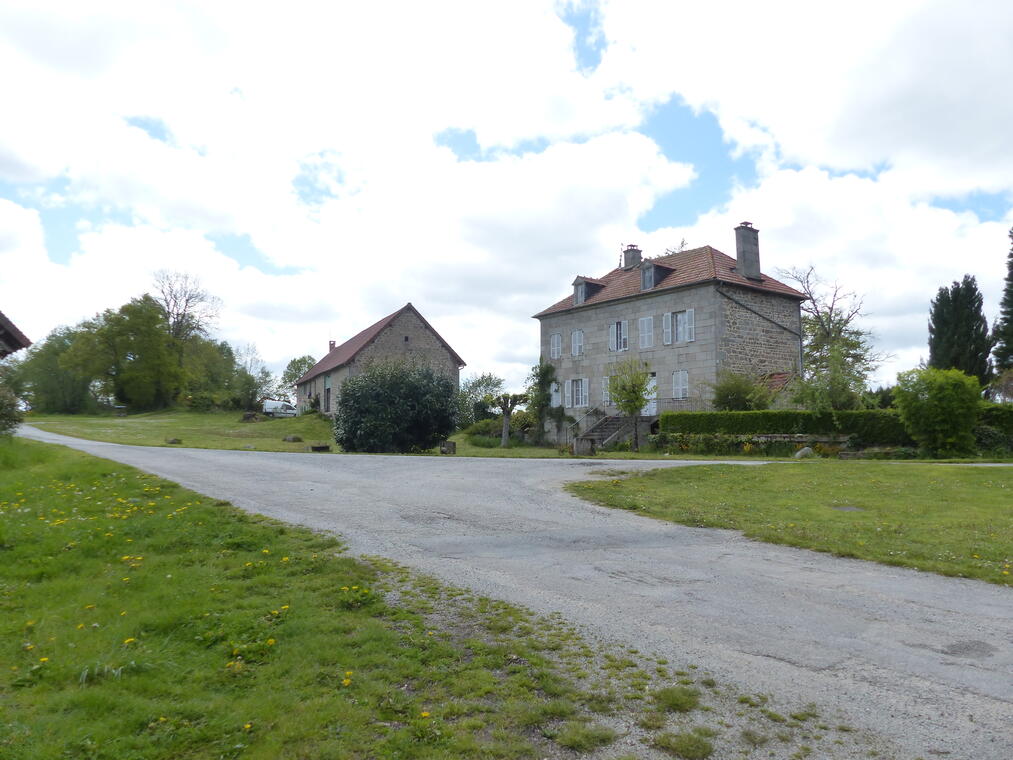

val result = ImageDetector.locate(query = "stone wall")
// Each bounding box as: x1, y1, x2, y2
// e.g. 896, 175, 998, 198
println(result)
715, 285, 801, 378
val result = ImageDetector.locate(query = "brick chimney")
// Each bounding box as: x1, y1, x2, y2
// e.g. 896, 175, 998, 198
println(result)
328, 340, 336, 351
734, 222, 761, 281
622, 243, 642, 270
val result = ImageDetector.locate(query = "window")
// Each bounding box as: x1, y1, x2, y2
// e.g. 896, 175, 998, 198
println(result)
602, 376, 612, 406
550, 382, 561, 407
638, 316, 654, 349
404, 335, 409, 343
574, 282, 586, 305
567, 378, 591, 407
571, 329, 584, 357
641, 265, 654, 291
549, 332, 562, 359
608, 320, 628, 352
673, 369, 689, 400
675, 309, 695, 343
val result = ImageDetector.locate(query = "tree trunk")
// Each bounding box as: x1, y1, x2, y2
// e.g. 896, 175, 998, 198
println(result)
500, 412, 512, 447
631, 414, 639, 452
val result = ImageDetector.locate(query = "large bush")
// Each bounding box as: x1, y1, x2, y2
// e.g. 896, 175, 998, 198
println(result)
0, 384, 23, 436
710, 371, 771, 411
332, 362, 456, 453
658, 409, 912, 446
894, 368, 981, 457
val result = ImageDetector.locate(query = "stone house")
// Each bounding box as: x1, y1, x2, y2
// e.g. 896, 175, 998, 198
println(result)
295, 303, 465, 414
0, 309, 31, 358
533, 223, 805, 443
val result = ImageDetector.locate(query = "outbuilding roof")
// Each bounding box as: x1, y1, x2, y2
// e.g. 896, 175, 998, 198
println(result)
534, 245, 805, 318
0, 309, 31, 357
295, 303, 465, 385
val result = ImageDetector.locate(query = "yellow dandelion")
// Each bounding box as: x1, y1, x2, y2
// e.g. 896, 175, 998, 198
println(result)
281, 556, 289, 562
76, 623, 85, 630
420, 711, 430, 718
39, 657, 49, 663
267, 638, 275, 646
123, 637, 136, 645
341, 678, 351, 686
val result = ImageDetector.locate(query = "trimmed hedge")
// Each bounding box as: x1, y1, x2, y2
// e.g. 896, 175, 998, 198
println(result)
981, 404, 1013, 435
658, 410, 914, 446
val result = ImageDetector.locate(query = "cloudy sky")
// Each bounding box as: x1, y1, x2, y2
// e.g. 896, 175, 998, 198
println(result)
1, 0, 1010, 390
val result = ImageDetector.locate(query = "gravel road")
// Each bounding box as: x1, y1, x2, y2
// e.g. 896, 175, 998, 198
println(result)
19, 426, 1013, 759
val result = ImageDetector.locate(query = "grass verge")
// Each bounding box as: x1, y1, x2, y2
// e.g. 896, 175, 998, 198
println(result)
25, 410, 334, 453
569, 459, 1012, 585
1, 439, 888, 759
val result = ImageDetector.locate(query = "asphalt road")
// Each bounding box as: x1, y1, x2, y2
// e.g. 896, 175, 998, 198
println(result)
18, 427, 1013, 759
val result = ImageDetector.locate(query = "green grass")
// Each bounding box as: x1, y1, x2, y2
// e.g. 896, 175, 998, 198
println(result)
0, 439, 625, 759
26, 410, 335, 452
568, 460, 1013, 585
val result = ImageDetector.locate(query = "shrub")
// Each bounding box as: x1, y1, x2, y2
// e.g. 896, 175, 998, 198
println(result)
710, 371, 772, 411
649, 433, 800, 458
333, 361, 456, 453
0, 384, 23, 436
973, 425, 1012, 454
980, 404, 1013, 435
894, 368, 981, 457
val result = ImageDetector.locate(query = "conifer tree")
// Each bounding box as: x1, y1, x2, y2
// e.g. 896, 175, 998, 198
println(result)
928, 274, 994, 385
992, 227, 1013, 371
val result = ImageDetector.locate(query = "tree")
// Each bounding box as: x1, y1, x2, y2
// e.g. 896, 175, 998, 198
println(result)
62, 296, 182, 410
525, 360, 558, 444
782, 266, 884, 411
486, 393, 528, 447
928, 274, 994, 385
456, 372, 505, 429
232, 343, 278, 409
152, 271, 221, 348
710, 371, 772, 411
991, 227, 1013, 372
0, 383, 23, 436
608, 358, 651, 451
333, 361, 457, 453
894, 368, 981, 457
280, 355, 317, 400
11, 327, 96, 413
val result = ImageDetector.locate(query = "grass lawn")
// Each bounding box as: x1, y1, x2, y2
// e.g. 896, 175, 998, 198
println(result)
26, 410, 335, 453
569, 460, 1013, 586
0, 439, 884, 759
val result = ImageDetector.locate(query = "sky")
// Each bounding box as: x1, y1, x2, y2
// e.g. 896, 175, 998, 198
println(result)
1, 0, 1010, 391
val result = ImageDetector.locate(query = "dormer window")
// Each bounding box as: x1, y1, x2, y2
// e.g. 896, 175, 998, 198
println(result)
574, 282, 586, 305
640, 263, 654, 291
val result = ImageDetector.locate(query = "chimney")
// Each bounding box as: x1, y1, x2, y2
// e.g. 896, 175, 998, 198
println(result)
328, 340, 336, 351
734, 222, 761, 280
622, 243, 642, 270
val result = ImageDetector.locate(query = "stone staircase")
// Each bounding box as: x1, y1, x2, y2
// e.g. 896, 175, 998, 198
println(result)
575, 415, 636, 453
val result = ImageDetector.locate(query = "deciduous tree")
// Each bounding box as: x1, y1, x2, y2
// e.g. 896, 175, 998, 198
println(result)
608, 358, 651, 451
280, 355, 317, 400
486, 393, 528, 447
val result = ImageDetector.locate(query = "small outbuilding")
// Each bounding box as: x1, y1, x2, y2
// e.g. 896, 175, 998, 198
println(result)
295, 303, 465, 414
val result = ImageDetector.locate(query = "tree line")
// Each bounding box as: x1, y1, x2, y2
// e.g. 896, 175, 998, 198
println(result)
2, 272, 296, 414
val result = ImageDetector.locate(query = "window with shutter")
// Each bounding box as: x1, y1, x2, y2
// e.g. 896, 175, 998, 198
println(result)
550, 382, 560, 407
608, 322, 616, 351
571, 329, 584, 357
672, 370, 689, 399
564, 379, 572, 408
663, 312, 672, 345
549, 333, 561, 359
673, 309, 696, 343
602, 376, 611, 406
638, 316, 653, 349
616, 320, 628, 351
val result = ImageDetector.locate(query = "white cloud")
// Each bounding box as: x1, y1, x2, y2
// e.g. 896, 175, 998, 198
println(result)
1, 0, 1011, 394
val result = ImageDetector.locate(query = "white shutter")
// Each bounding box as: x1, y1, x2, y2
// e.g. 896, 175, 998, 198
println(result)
609, 322, 616, 351
663, 312, 672, 345
550, 382, 560, 407
673, 370, 689, 399
564, 379, 572, 408
602, 376, 610, 406
582, 378, 589, 407
686, 309, 695, 342
620, 320, 628, 350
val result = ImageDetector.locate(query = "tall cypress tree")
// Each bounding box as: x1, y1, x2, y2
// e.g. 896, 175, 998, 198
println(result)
928, 274, 994, 385
992, 227, 1013, 371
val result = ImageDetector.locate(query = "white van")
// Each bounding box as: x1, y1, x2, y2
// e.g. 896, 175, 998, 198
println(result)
262, 400, 298, 417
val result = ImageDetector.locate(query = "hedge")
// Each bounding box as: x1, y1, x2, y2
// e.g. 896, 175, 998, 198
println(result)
658, 410, 914, 446
980, 404, 1013, 434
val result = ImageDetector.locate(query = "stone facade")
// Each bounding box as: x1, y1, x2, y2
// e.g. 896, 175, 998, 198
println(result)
534, 235, 803, 441
296, 304, 463, 414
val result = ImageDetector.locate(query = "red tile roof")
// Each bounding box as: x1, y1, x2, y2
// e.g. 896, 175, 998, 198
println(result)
296, 303, 465, 385
534, 246, 805, 318
0, 309, 31, 358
